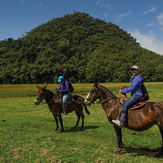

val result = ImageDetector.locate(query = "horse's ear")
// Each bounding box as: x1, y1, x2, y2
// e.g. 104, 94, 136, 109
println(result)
95, 82, 100, 88
36, 85, 40, 89
43, 84, 48, 89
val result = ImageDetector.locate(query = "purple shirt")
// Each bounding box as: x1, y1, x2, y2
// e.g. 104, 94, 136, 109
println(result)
58, 80, 70, 93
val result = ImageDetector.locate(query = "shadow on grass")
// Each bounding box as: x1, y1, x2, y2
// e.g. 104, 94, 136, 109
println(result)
123, 146, 162, 157
64, 125, 100, 132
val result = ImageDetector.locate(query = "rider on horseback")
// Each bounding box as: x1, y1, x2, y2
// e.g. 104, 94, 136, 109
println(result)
112, 65, 144, 128
56, 76, 70, 115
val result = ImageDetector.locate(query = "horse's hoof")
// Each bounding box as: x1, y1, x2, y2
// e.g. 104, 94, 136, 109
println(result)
114, 148, 122, 155
155, 153, 162, 157
114, 151, 119, 155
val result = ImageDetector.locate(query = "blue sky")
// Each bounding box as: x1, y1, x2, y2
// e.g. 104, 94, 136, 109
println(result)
1, 0, 163, 55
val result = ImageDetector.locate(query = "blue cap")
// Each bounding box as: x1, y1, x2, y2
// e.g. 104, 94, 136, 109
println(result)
58, 76, 64, 82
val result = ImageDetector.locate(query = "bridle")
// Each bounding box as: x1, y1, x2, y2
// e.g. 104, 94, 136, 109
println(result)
36, 89, 59, 105
85, 87, 99, 104
36, 89, 48, 103
86, 86, 113, 104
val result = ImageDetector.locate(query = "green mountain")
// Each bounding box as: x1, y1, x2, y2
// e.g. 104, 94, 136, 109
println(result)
0, 12, 163, 84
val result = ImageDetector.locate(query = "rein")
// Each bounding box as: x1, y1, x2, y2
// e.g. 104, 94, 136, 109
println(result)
86, 86, 113, 104
101, 97, 112, 104
36, 89, 59, 105
36, 89, 48, 101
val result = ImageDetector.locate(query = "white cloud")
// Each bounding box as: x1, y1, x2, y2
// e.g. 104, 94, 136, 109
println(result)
156, 12, 163, 25
96, 0, 110, 7
129, 29, 163, 55
115, 11, 131, 22
147, 23, 154, 27
20, 0, 23, 2
38, 3, 42, 6
143, 6, 157, 14
96, 0, 100, 6
118, 11, 131, 18
103, 13, 108, 17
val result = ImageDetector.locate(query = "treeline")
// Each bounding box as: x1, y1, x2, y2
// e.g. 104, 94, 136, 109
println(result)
0, 12, 163, 84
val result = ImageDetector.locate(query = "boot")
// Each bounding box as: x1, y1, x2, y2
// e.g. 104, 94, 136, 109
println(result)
112, 113, 126, 128
61, 106, 68, 115
119, 113, 126, 127
112, 119, 123, 128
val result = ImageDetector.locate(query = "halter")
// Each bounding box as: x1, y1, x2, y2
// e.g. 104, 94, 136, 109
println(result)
86, 86, 113, 104
36, 89, 48, 102
85, 87, 99, 103
36, 89, 60, 105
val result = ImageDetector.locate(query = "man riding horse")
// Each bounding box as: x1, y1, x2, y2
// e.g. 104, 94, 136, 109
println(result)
56, 76, 70, 115
112, 65, 145, 128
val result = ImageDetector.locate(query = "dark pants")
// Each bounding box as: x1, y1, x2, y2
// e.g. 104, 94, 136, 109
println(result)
120, 95, 142, 125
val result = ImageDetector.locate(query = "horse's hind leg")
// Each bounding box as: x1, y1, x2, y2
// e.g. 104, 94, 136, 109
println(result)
58, 114, 64, 132
74, 110, 80, 128
155, 126, 163, 157
80, 112, 84, 129
78, 105, 84, 129
113, 125, 123, 155
52, 112, 59, 131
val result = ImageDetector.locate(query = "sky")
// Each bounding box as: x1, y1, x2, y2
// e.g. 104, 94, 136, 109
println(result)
1, 0, 163, 55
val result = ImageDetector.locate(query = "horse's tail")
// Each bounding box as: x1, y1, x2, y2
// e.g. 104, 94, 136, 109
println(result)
83, 103, 90, 115
76, 95, 90, 115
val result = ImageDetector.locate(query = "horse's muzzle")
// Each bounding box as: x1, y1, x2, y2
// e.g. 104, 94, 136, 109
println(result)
84, 100, 91, 106
35, 102, 39, 105
35, 98, 40, 105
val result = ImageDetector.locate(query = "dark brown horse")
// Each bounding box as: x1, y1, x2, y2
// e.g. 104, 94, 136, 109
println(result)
84, 83, 163, 157
35, 85, 90, 132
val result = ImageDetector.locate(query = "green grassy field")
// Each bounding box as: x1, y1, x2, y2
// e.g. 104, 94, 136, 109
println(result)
1, 83, 163, 162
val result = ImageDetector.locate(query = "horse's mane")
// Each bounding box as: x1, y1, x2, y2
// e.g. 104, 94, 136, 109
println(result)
99, 85, 117, 98
46, 89, 55, 96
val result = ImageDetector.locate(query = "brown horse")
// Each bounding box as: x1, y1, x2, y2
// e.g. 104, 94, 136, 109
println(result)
84, 83, 163, 157
35, 85, 90, 132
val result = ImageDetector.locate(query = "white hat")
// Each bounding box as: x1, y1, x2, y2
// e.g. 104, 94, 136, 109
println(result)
131, 65, 138, 70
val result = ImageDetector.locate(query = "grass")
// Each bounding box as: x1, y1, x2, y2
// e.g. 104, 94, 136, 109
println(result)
0, 83, 131, 98
1, 83, 163, 162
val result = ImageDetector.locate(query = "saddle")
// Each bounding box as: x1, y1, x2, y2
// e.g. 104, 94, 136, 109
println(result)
57, 93, 83, 105
119, 94, 146, 111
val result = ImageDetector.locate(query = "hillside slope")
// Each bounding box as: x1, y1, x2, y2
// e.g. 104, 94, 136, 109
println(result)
0, 12, 163, 84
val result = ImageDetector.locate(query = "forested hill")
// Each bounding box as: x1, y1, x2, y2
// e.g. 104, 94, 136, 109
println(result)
0, 12, 163, 84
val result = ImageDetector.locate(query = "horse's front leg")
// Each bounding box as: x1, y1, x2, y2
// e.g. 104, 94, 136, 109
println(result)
113, 125, 123, 154
58, 114, 64, 132
155, 126, 163, 157
52, 112, 59, 131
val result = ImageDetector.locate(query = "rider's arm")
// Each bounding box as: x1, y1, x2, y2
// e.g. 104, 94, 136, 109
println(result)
121, 75, 142, 94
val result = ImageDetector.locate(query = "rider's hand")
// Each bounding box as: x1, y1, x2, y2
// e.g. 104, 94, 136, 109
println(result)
120, 87, 124, 90
119, 90, 122, 93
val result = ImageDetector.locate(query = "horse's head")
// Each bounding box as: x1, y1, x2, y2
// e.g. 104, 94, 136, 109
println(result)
84, 83, 100, 105
35, 85, 48, 105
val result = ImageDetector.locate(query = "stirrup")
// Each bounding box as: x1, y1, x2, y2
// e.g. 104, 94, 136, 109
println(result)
61, 111, 67, 115
112, 119, 123, 128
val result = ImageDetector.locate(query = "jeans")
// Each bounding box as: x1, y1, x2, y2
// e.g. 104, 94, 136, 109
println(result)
62, 92, 70, 108
121, 95, 142, 114
120, 95, 142, 125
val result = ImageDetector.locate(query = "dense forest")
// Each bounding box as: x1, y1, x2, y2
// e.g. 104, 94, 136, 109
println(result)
0, 12, 163, 84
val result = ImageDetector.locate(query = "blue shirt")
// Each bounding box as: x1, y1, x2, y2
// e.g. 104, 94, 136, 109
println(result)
121, 74, 144, 96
